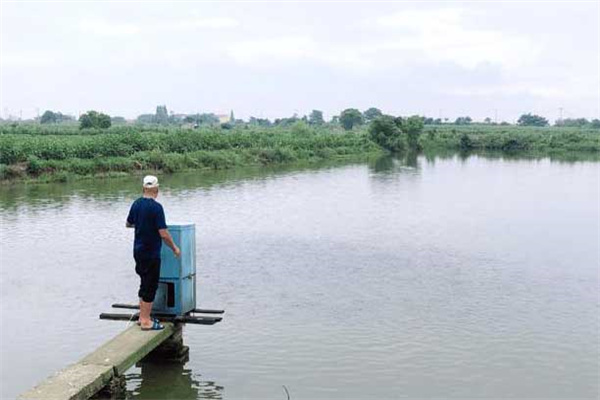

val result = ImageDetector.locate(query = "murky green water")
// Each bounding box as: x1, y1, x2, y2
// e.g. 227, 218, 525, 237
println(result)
1, 153, 598, 399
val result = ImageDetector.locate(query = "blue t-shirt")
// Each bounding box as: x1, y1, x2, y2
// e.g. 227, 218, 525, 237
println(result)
127, 197, 167, 260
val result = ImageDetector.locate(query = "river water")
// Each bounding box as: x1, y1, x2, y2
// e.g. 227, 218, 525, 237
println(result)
1, 153, 598, 399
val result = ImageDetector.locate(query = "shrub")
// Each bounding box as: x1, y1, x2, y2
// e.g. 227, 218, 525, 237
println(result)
80, 111, 112, 129
459, 134, 473, 150
368, 115, 405, 152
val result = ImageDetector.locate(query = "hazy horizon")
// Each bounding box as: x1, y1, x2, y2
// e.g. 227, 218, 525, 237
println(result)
1, 0, 598, 122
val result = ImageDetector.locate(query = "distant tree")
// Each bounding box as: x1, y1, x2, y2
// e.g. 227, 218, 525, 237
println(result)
182, 113, 220, 125
330, 115, 340, 125
40, 110, 72, 124
517, 113, 548, 127
368, 115, 404, 152
200, 113, 220, 125
229, 110, 235, 123
591, 119, 600, 129
423, 117, 443, 125
249, 116, 272, 127
339, 108, 364, 130
40, 110, 58, 124
308, 110, 324, 125
274, 115, 300, 127
79, 110, 111, 129
363, 107, 383, 122
454, 116, 472, 125
155, 105, 169, 125
111, 116, 127, 125
555, 118, 589, 127
168, 113, 184, 125
500, 121, 510, 126
484, 117, 492, 124
396, 116, 424, 149
136, 114, 155, 124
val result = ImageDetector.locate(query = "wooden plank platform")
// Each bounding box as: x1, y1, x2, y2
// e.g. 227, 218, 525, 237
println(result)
19, 323, 175, 400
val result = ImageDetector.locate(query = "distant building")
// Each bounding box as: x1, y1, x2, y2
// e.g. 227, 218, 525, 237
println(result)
217, 114, 231, 123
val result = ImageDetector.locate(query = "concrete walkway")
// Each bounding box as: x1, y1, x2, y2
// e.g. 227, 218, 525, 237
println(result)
19, 323, 175, 400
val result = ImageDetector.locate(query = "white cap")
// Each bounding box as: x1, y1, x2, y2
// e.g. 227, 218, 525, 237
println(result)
143, 175, 159, 188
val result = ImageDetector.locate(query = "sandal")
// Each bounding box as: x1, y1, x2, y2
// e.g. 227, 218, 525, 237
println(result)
141, 320, 165, 331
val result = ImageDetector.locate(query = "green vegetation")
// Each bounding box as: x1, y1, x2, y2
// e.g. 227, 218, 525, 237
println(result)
368, 115, 424, 152
420, 125, 599, 153
1, 106, 598, 183
339, 109, 364, 131
40, 110, 74, 124
0, 125, 380, 182
79, 111, 111, 129
363, 108, 383, 123
517, 113, 549, 127
308, 110, 324, 125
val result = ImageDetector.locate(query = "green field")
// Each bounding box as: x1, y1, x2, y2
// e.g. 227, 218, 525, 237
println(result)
421, 125, 600, 152
0, 124, 380, 182
0, 123, 598, 183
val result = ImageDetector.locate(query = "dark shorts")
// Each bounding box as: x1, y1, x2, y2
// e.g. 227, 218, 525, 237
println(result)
135, 257, 161, 302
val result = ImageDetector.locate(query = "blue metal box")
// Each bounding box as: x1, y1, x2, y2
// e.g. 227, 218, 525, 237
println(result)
159, 224, 196, 278
153, 275, 196, 316
153, 224, 197, 316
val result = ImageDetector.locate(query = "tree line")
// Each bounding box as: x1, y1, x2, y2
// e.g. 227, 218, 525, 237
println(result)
28, 106, 600, 130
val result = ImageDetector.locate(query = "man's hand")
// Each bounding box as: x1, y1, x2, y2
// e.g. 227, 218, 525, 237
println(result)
173, 246, 181, 258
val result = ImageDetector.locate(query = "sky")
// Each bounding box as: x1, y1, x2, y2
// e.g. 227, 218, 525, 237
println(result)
1, 0, 599, 122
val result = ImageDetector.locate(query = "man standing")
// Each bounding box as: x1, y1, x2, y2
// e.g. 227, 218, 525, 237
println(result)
126, 175, 180, 330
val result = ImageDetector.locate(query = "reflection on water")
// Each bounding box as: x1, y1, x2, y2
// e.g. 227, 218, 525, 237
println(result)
0, 157, 377, 212
127, 362, 223, 400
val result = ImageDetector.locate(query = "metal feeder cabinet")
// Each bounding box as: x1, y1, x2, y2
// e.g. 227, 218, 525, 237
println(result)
153, 224, 196, 316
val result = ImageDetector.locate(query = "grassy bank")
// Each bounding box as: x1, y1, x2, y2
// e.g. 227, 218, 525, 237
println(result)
0, 126, 380, 182
420, 125, 600, 152
0, 123, 598, 183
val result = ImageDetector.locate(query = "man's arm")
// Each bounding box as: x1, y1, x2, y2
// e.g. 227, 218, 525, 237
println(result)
126, 201, 136, 228
159, 229, 181, 257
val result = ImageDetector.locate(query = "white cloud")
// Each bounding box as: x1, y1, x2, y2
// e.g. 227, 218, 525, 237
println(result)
227, 36, 317, 65
370, 8, 538, 69
168, 17, 239, 30
446, 75, 599, 100
0, 52, 56, 68
446, 83, 563, 98
78, 19, 141, 37
226, 36, 373, 70
78, 16, 239, 37
226, 8, 538, 71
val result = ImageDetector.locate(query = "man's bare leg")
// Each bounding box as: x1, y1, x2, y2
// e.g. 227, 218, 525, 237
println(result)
139, 300, 154, 329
